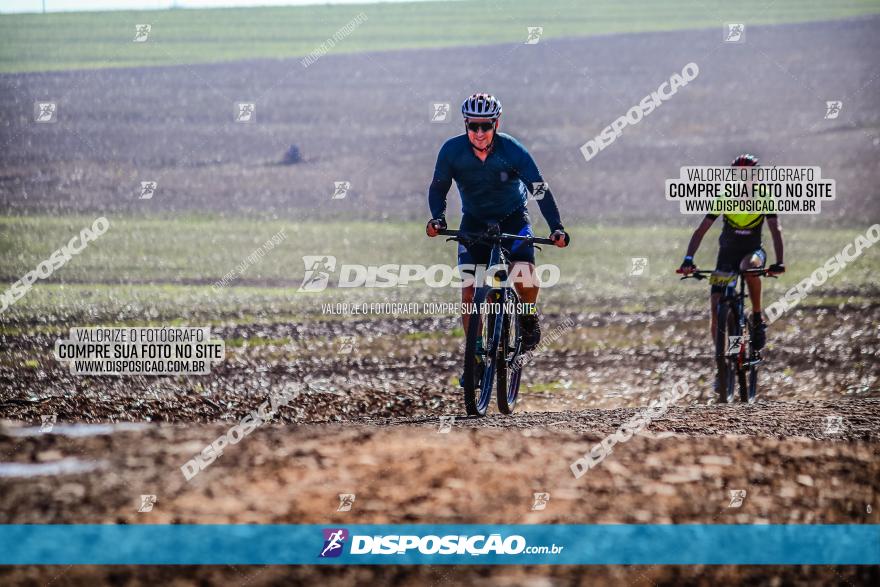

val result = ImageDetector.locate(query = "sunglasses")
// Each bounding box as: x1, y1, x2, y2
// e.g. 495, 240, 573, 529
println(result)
466, 121, 495, 132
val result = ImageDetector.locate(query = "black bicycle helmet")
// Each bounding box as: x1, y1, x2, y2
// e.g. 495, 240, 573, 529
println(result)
731, 153, 759, 166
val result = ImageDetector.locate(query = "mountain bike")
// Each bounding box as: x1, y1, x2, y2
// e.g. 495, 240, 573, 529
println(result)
679, 268, 775, 404
438, 226, 555, 416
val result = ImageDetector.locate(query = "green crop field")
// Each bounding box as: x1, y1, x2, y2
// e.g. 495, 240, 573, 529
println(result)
1, 215, 877, 330
2, 0, 880, 72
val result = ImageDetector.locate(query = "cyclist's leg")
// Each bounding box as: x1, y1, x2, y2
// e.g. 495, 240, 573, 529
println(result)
504, 213, 540, 350
741, 248, 768, 349
511, 262, 538, 303
740, 248, 766, 315
456, 216, 491, 334
711, 247, 738, 345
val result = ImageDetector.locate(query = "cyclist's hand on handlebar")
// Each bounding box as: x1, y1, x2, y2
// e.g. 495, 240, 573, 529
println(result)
425, 218, 447, 237
767, 262, 786, 276
676, 257, 696, 274
550, 229, 570, 248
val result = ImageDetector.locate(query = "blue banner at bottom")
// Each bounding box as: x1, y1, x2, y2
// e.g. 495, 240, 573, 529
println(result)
1, 524, 877, 565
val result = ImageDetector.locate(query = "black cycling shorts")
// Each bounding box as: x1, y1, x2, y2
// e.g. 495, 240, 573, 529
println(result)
711, 246, 766, 293
457, 209, 536, 272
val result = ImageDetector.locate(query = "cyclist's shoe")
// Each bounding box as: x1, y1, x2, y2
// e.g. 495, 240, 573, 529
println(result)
520, 313, 541, 351
750, 315, 767, 350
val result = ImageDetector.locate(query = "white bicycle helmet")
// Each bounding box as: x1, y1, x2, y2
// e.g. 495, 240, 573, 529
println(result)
461, 93, 502, 120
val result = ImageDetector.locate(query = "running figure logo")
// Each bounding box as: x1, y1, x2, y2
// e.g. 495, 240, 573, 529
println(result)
298, 255, 336, 292
40, 414, 57, 432
727, 489, 746, 508
235, 103, 255, 123
133, 24, 151, 42
525, 27, 543, 44
727, 335, 744, 356
438, 415, 455, 433
724, 24, 745, 42
531, 182, 548, 201
431, 103, 450, 122
824, 101, 842, 120
319, 528, 349, 558
332, 181, 351, 200
630, 257, 648, 276
138, 494, 157, 512
34, 102, 57, 123
824, 415, 844, 435
337, 493, 356, 512
140, 181, 157, 200
531, 492, 551, 511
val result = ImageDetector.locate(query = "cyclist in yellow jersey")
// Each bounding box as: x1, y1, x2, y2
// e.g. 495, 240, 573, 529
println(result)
677, 154, 786, 350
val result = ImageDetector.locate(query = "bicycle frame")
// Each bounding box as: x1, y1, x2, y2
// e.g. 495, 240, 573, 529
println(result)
680, 267, 774, 403
438, 226, 554, 415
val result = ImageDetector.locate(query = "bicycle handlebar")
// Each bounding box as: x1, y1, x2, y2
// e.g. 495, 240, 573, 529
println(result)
437, 228, 556, 246
677, 267, 776, 281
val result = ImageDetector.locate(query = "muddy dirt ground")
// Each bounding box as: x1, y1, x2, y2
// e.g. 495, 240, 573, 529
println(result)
0, 304, 878, 585
2, 304, 877, 423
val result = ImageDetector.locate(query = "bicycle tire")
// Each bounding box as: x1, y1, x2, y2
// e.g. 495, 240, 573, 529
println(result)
496, 289, 523, 415
715, 301, 738, 404
739, 318, 759, 403
463, 287, 499, 417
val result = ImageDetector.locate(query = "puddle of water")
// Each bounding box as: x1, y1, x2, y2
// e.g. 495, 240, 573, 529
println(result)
0, 458, 106, 478
4, 422, 149, 438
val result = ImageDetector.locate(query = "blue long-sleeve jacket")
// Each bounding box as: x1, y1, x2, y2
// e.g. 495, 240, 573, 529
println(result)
428, 133, 564, 231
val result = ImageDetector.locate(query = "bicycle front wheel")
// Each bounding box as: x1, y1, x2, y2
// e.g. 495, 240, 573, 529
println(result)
739, 318, 759, 403
463, 287, 501, 416
496, 289, 523, 415
715, 301, 739, 404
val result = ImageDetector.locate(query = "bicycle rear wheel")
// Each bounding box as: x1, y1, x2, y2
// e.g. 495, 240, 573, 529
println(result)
715, 301, 738, 404
496, 290, 523, 415
738, 318, 759, 403
463, 287, 501, 417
